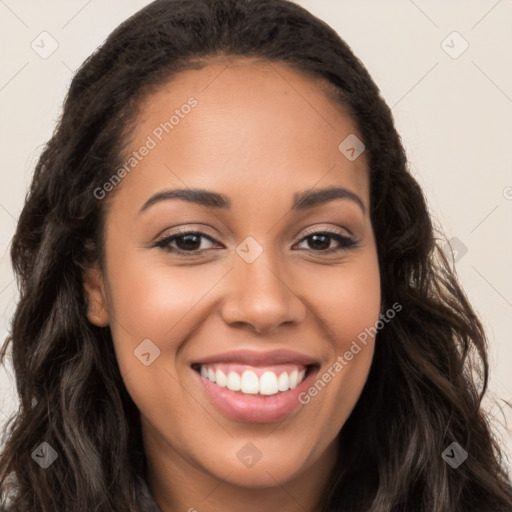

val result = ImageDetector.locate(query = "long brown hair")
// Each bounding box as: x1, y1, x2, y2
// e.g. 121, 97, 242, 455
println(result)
1, 0, 511, 510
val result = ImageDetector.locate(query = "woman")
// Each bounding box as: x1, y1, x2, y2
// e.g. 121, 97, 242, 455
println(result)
1, 0, 511, 510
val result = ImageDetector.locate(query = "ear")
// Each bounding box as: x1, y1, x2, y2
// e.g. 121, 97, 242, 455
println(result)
83, 265, 110, 327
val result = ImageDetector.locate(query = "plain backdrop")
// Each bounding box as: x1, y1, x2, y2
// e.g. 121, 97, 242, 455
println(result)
1, 0, 511, 472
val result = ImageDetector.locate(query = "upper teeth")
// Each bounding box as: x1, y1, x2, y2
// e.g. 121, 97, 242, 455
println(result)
199, 364, 307, 395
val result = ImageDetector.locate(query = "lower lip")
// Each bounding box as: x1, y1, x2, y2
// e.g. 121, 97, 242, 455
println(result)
193, 366, 319, 423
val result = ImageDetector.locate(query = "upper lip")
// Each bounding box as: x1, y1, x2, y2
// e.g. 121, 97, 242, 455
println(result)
190, 349, 320, 367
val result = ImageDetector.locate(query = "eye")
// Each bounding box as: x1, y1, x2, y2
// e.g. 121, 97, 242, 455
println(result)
153, 229, 359, 256
154, 231, 220, 254
294, 230, 359, 254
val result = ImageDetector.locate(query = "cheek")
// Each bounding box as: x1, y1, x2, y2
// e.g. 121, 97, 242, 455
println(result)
310, 251, 381, 347
103, 246, 221, 373
299, 251, 380, 424
103, 254, 216, 422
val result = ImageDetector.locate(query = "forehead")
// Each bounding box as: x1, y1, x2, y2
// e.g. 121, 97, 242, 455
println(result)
110, 58, 369, 215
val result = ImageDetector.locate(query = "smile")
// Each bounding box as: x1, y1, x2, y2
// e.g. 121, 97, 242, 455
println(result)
193, 363, 309, 395
190, 349, 321, 422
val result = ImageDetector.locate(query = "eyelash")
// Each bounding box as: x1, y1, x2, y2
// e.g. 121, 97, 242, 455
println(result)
153, 229, 359, 256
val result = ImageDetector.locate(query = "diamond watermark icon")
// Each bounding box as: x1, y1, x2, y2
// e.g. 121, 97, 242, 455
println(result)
237, 442, 262, 468
236, 236, 263, 264
441, 31, 469, 60
441, 237, 468, 264
442, 442, 468, 469
31, 31, 59, 59
134, 338, 161, 366
31, 442, 58, 469
338, 134, 365, 161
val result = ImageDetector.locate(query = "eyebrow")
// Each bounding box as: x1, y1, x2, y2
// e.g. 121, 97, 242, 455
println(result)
139, 185, 365, 214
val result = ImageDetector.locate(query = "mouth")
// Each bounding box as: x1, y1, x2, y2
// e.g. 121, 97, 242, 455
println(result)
191, 362, 318, 396
190, 350, 321, 423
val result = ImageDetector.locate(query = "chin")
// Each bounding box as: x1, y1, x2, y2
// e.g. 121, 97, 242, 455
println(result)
203, 449, 312, 488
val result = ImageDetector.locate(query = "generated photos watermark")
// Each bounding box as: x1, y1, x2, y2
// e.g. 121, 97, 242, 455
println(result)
298, 301, 402, 405
93, 97, 198, 200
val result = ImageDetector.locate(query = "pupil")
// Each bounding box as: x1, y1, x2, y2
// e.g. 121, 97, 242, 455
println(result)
309, 234, 330, 250
174, 234, 332, 251
177, 234, 200, 250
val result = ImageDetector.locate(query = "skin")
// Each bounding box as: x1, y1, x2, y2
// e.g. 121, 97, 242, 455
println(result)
84, 58, 381, 512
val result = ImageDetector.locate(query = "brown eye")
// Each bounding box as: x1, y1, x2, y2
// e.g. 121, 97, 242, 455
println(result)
295, 231, 358, 254
154, 231, 219, 254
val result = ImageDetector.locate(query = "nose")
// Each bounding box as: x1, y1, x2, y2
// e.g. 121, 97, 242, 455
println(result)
220, 248, 306, 334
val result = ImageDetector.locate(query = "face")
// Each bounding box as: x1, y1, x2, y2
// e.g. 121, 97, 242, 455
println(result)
84, 58, 381, 497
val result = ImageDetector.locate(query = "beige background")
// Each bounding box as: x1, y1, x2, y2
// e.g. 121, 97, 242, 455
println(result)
1, 0, 511, 473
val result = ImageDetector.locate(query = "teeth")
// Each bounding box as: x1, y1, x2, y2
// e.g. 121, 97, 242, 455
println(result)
227, 371, 241, 391
277, 372, 289, 392
259, 371, 278, 395
198, 364, 309, 395
215, 369, 227, 387
240, 370, 259, 394
289, 369, 298, 389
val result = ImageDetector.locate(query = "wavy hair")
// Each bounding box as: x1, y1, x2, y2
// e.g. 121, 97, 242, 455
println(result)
1, 0, 511, 510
